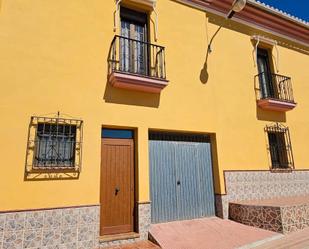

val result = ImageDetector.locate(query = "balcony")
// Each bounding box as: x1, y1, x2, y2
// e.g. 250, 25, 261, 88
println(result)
256, 72, 297, 112
108, 35, 168, 93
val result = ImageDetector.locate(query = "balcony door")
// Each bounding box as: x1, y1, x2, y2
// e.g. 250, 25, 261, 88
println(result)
257, 48, 276, 99
120, 7, 148, 76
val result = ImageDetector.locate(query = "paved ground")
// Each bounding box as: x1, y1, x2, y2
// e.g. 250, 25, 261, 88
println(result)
254, 227, 309, 249
103, 226, 309, 249
149, 217, 280, 249
105, 241, 160, 249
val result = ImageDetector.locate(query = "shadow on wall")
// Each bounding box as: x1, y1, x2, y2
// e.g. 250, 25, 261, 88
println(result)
256, 108, 286, 122
210, 134, 222, 194
103, 80, 161, 108
24, 170, 80, 181
254, 75, 287, 122
200, 62, 209, 84
200, 14, 210, 84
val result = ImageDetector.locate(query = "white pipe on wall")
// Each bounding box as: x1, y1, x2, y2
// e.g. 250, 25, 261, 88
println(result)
153, 5, 158, 41
114, 0, 123, 32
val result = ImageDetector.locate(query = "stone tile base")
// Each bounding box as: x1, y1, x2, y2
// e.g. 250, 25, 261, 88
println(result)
229, 200, 309, 234
0, 203, 151, 249
229, 203, 283, 233
0, 205, 100, 249
99, 203, 151, 248
216, 170, 309, 219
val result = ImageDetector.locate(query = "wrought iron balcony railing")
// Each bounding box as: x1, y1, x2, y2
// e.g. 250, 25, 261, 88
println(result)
256, 72, 295, 103
108, 35, 166, 80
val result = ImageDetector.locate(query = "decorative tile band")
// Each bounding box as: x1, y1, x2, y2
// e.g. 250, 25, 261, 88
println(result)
215, 170, 309, 219
0, 203, 151, 249
0, 205, 100, 249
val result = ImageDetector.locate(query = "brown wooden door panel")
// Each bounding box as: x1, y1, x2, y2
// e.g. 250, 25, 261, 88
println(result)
100, 138, 134, 235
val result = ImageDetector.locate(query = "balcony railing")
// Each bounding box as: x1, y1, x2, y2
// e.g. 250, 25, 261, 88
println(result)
256, 72, 296, 111
108, 35, 166, 80
256, 72, 295, 103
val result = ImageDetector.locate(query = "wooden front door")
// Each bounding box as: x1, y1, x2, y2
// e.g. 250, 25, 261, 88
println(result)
100, 130, 135, 235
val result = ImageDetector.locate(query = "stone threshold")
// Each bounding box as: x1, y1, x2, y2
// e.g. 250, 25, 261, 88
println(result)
100, 232, 140, 242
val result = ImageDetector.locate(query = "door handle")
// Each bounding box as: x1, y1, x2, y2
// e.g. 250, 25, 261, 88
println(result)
177, 180, 181, 186
115, 187, 120, 195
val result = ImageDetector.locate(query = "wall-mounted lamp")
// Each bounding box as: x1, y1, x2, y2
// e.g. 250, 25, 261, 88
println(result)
200, 0, 247, 84
227, 0, 247, 19
208, 0, 247, 54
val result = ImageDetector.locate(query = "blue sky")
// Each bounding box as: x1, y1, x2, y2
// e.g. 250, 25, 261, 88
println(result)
258, 0, 309, 21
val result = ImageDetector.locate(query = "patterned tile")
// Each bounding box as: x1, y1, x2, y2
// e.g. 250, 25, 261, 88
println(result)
26, 211, 44, 229
0, 214, 6, 232
78, 240, 94, 249
3, 230, 23, 249
41, 246, 62, 249
0, 231, 3, 248
229, 203, 283, 233
138, 203, 151, 240
61, 226, 77, 244
62, 209, 79, 227
78, 225, 93, 242
43, 209, 62, 228
5, 213, 25, 231
218, 171, 309, 219
0, 206, 101, 249
23, 229, 42, 248
59, 242, 77, 249
42, 228, 61, 247
93, 223, 100, 241
79, 207, 95, 225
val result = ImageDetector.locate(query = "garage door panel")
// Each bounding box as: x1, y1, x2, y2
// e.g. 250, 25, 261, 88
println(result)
197, 143, 216, 217
150, 135, 215, 223
149, 141, 178, 223
175, 142, 203, 220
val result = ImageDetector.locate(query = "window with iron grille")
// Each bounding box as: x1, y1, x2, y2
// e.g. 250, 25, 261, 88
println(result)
34, 123, 76, 168
265, 123, 294, 170
26, 116, 83, 172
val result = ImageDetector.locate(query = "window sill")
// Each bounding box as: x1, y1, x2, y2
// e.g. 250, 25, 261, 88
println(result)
109, 71, 168, 93
257, 98, 297, 112
270, 168, 293, 173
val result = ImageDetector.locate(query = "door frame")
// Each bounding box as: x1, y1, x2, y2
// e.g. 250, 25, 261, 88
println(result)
100, 126, 138, 236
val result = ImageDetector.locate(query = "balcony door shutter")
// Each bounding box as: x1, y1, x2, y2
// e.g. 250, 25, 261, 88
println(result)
257, 48, 275, 98
120, 7, 148, 75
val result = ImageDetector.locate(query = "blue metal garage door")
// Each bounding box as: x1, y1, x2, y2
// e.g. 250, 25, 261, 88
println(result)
149, 133, 215, 223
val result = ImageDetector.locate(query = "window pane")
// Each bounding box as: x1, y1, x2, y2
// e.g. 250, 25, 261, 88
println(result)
101, 129, 133, 139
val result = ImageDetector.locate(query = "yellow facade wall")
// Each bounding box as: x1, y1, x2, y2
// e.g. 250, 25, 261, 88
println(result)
0, 0, 308, 210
